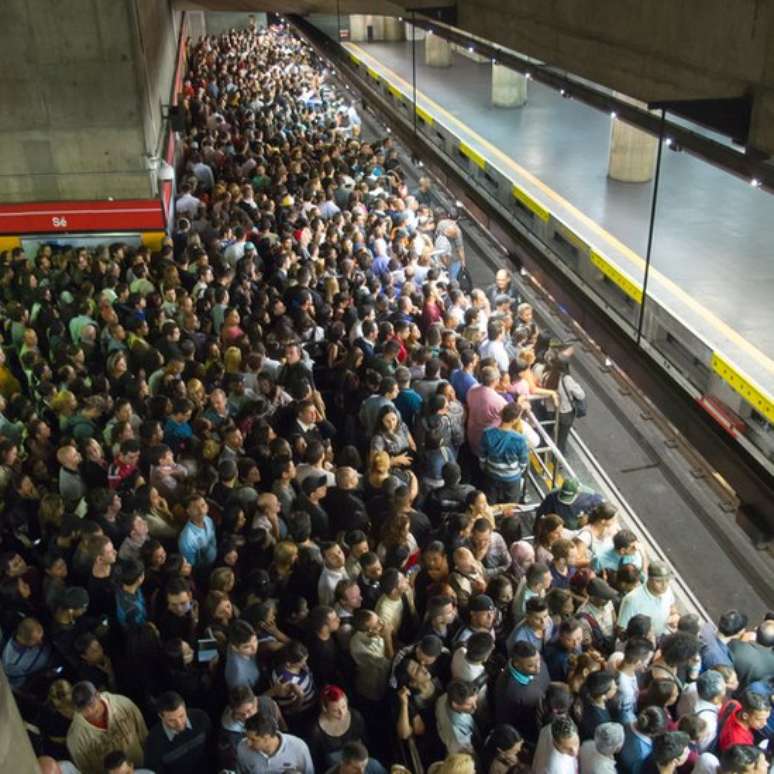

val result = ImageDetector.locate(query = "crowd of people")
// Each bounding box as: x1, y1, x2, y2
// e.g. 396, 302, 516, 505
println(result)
1, 20, 772, 774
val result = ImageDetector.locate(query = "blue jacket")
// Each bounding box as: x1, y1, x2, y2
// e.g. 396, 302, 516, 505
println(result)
617, 727, 653, 774
479, 426, 529, 482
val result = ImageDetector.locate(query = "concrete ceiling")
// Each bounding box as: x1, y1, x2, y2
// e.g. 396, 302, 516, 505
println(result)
179, 0, 774, 157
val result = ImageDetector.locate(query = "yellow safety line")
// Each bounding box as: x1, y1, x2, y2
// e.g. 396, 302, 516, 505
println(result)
346, 42, 774, 377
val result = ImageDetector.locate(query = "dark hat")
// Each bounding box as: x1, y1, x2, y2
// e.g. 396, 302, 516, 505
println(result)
469, 594, 495, 613
60, 586, 90, 611
302, 474, 328, 496
587, 578, 619, 601
648, 560, 673, 579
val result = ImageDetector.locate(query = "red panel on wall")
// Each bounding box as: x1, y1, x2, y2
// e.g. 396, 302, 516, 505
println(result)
0, 199, 165, 235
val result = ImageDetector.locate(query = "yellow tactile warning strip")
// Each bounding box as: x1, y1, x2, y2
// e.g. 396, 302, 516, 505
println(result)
345, 42, 774, 397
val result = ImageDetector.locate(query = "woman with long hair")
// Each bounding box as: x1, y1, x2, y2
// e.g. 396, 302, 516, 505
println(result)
540, 353, 586, 454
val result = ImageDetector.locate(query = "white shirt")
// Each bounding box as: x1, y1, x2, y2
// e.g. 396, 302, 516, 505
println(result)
479, 337, 510, 373
224, 240, 246, 269
176, 192, 201, 218
677, 683, 719, 752
691, 753, 719, 774
532, 724, 579, 774
578, 740, 617, 774
617, 584, 675, 636
318, 567, 349, 606
617, 670, 640, 723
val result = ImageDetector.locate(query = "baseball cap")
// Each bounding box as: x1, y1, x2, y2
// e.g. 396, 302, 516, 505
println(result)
469, 594, 495, 613
648, 561, 673, 579
558, 477, 580, 504
587, 578, 619, 601
244, 241, 256, 252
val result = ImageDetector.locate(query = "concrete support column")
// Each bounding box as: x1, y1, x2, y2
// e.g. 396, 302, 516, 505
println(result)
491, 64, 527, 107
404, 22, 426, 41
349, 15, 385, 41
349, 15, 367, 41
608, 118, 658, 182
383, 17, 405, 41
424, 33, 452, 67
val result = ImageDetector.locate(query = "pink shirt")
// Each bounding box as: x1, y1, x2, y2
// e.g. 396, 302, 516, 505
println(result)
466, 384, 507, 456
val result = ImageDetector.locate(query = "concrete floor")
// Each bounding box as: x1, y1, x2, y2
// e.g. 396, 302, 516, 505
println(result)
358, 40, 774, 363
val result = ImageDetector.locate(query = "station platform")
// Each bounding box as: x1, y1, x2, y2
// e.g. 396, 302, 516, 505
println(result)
343, 94, 774, 619
343, 39, 774, 399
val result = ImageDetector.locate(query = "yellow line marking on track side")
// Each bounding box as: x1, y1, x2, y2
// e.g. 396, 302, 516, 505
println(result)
345, 42, 774, 377
711, 352, 774, 423
460, 142, 486, 169
512, 184, 550, 223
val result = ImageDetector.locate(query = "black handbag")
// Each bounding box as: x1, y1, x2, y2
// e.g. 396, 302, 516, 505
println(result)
457, 266, 473, 294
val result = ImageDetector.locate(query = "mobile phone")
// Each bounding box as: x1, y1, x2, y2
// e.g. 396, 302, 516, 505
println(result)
197, 636, 218, 663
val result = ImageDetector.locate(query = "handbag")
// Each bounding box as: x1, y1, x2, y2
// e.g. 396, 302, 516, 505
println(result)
457, 266, 473, 294
562, 375, 587, 418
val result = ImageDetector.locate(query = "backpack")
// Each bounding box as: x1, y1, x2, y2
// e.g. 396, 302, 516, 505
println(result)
562, 375, 587, 418
704, 700, 738, 755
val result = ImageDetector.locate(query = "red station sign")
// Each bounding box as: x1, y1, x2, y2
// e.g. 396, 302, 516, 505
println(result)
0, 199, 166, 235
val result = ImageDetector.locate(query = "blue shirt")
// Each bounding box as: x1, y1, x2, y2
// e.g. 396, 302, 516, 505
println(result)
507, 620, 553, 655
115, 588, 147, 629
225, 649, 260, 691
594, 547, 642, 575
178, 516, 217, 568
394, 388, 423, 429
450, 369, 478, 403
699, 626, 734, 671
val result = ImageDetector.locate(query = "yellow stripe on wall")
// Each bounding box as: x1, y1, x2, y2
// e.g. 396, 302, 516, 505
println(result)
141, 231, 166, 251
415, 105, 434, 126
0, 237, 22, 253
711, 352, 774, 424
512, 184, 550, 222
460, 142, 486, 170
590, 248, 643, 304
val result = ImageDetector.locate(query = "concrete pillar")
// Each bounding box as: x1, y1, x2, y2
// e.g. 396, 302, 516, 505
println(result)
349, 15, 367, 41
383, 17, 405, 41
0, 0, 178, 202
491, 64, 527, 107
424, 33, 452, 67
404, 22, 426, 41
349, 14, 384, 41
608, 118, 658, 182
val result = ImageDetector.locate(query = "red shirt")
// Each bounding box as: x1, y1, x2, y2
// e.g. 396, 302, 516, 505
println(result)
718, 701, 754, 752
